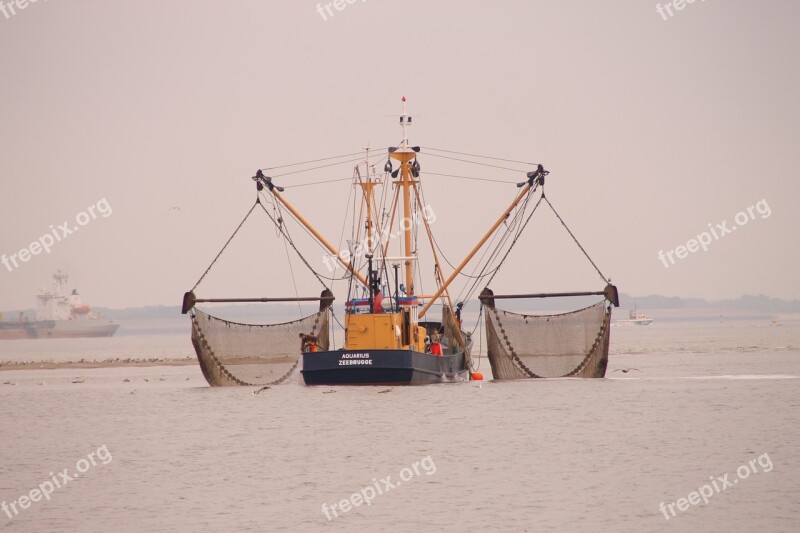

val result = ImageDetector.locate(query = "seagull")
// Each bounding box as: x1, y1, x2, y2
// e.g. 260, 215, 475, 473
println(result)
169, 206, 181, 212
612, 368, 640, 374
72, 377, 85, 384
252, 386, 271, 395
123, 378, 130, 382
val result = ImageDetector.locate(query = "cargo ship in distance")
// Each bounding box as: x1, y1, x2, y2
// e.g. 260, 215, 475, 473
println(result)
0, 271, 119, 339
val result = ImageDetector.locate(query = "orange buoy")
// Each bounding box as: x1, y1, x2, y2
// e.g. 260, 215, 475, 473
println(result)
471, 372, 484, 381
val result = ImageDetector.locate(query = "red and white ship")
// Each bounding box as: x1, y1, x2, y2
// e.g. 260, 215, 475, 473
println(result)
0, 271, 119, 339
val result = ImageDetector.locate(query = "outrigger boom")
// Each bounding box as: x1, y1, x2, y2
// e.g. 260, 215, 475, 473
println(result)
418, 164, 547, 319
253, 169, 369, 288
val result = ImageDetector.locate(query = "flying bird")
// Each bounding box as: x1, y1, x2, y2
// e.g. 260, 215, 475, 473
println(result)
612, 368, 640, 374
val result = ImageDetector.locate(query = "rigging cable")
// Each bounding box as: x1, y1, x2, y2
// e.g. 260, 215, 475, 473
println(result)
483, 192, 544, 288
276, 201, 303, 317
283, 177, 353, 189
422, 152, 529, 174
346, 175, 358, 301
456, 187, 537, 304
191, 200, 260, 291
270, 155, 376, 178
422, 172, 517, 185
262, 149, 388, 171
256, 193, 330, 289
333, 171, 356, 280
542, 194, 609, 284
418, 181, 523, 282
422, 147, 539, 167
473, 304, 484, 372
257, 189, 354, 282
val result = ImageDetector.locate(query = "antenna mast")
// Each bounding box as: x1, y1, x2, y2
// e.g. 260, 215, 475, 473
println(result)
388, 96, 418, 296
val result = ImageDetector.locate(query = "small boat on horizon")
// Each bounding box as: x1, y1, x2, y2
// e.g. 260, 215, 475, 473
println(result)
617, 306, 653, 326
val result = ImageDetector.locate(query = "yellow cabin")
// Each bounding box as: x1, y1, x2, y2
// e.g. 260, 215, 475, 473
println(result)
345, 310, 426, 352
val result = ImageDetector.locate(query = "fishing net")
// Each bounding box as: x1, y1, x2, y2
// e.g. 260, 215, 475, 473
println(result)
442, 306, 472, 362
190, 308, 329, 386
485, 300, 610, 379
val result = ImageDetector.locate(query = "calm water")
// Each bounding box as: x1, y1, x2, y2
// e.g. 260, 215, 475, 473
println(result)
1, 319, 799, 532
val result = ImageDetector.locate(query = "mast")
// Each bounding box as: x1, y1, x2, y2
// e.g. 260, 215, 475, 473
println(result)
363, 147, 373, 252
355, 159, 379, 255
388, 96, 418, 296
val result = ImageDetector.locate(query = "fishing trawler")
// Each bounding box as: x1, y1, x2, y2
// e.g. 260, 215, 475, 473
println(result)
0, 271, 119, 339
182, 98, 619, 386
617, 306, 653, 326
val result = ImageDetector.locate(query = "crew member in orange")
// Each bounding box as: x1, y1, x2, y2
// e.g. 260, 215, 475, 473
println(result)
299, 333, 319, 352
372, 287, 384, 314
430, 333, 443, 356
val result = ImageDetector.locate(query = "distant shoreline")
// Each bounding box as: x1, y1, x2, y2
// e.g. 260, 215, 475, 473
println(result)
3, 292, 800, 321
0, 358, 196, 372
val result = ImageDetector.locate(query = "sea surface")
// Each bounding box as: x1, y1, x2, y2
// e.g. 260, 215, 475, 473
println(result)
1, 318, 799, 532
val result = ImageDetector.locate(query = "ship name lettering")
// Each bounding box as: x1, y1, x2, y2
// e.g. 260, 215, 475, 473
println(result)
341, 353, 370, 359
338, 359, 373, 366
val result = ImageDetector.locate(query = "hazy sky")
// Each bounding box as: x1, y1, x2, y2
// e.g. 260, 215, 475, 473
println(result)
1, 0, 798, 310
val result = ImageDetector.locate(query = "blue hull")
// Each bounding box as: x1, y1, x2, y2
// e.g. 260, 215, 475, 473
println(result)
301, 349, 469, 385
